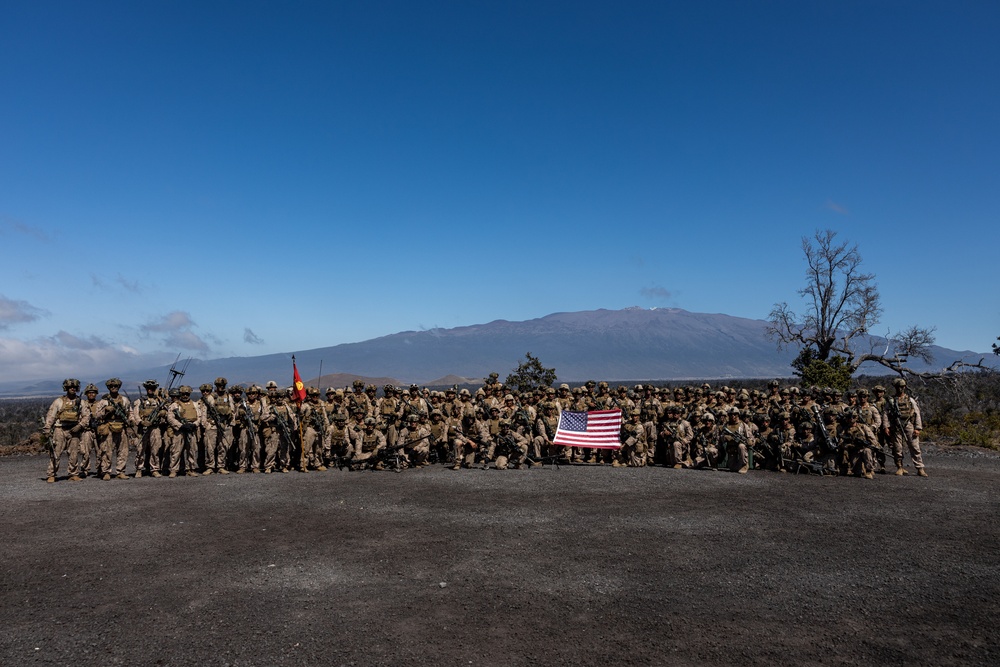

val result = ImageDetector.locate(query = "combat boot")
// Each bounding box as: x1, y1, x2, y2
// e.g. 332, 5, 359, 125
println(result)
737, 465, 749, 474
203, 469, 213, 475
917, 469, 928, 477
863, 471, 874, 480
102, 473, 111, 481
69, 475, 82, 482
151, 471, 162, 478
46, 476, 56, 483
134, 470, 143, 478
115, 473, 128, 480
895, 467, 906, 476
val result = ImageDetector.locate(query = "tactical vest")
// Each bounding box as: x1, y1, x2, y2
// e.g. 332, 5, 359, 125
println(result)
893, 397, 916, 423
56, 397, 81, 424
139, 398, 158, 420
105, 397, 126, 424
178, 401, 198, 423
214, 395, 233, 419
361, 432, 380, 452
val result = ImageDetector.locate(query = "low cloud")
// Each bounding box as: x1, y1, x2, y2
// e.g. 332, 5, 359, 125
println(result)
0, 295, 48, 330
139, 311, 210, 352
244, 328, 264, 345
640, 286, 673, 302
164, 330, 210, 352
90, 272, 146, 294
141, 311, 196, 334
0, 334, 166, 383
825, 200, 849, 215
0, 217, 51, 243
52, 330, 114, 351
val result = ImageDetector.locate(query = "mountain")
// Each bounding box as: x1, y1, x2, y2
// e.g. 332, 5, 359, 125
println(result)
1, 308, 995, 396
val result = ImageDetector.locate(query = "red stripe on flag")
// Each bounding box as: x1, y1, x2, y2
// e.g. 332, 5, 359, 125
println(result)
552, 409, 622, 449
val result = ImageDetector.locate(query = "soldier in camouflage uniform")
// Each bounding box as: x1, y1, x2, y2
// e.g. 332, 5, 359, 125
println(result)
132, 379, 166, 478
840, 409, 879, 479
201, 381, 233, 475
166, 385, 205, 477
353, 417, 387, 470
43, 379, 85, 482
298, 387, 329, 472
882, 378, 927, 477
488, 419, 529, 470
267, 388, 298, 473
720, 408, 754, 474
94, 378, 133, 480
78, 383, 101, 478
616, 410, 647, 467
661, 404, 694, 469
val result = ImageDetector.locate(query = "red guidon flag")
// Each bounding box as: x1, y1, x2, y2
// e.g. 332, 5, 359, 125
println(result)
552, 409, 622, 449
292, 355, 307, 403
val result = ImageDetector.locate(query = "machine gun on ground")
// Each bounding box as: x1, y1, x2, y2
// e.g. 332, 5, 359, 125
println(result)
811, 404, 840, 455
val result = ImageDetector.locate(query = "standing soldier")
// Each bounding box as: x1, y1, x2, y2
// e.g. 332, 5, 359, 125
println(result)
346, 379, 371, 417
882, 378, 927, 477
166, 385, 205, 477
226, 385, 245, 471
637, 385, 662, 466
200, 382, 231, 475
95, 378, 133, 480
78, 383, 101, 478
242, 385, 272, 473
299, 387, 329, 472
267, 388, 298, 473
43, 379, 85, 482
378, 385, 401, 448
132, 380, 166, 478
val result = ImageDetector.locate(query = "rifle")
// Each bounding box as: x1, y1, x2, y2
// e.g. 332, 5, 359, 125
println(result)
693, 432, 715, 470
172, 406, 198, 437
270, 405, 296, 448
722, 425, 765, 463
109, 392, 139, 440
885, 398, 908, 435
811, 405, 839, 454
239, 397, 260, 452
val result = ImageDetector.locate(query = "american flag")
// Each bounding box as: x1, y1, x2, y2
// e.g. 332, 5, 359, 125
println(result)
552, 409, 622, 449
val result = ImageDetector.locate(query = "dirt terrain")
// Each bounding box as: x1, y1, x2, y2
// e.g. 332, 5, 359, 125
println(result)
2, 448, 998, 666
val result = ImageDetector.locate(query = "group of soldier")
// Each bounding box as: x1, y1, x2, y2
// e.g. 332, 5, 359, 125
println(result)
42, 373, 927, 482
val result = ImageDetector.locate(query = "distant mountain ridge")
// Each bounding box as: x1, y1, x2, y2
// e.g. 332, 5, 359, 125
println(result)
1, 308, 995, 396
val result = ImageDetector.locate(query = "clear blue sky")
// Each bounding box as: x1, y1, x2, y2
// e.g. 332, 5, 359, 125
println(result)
2, 0, 998, 381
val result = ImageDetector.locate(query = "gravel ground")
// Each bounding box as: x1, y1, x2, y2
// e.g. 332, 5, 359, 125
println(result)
2, 447, 999, 666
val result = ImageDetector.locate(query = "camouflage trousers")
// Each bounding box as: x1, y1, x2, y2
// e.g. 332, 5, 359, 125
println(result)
47, 425, 81, 478
168, 431, 199, 474
888, 424, 925, 471
202, 424, 232, 472
99, 431, 130, 476
79, 430, 97, 476
135, 427, 164, 474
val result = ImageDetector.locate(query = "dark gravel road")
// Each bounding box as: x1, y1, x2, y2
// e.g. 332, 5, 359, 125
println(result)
3, 448, 998, 666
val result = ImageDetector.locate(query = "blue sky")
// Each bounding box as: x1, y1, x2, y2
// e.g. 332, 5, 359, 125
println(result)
2, 0, 998, 381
